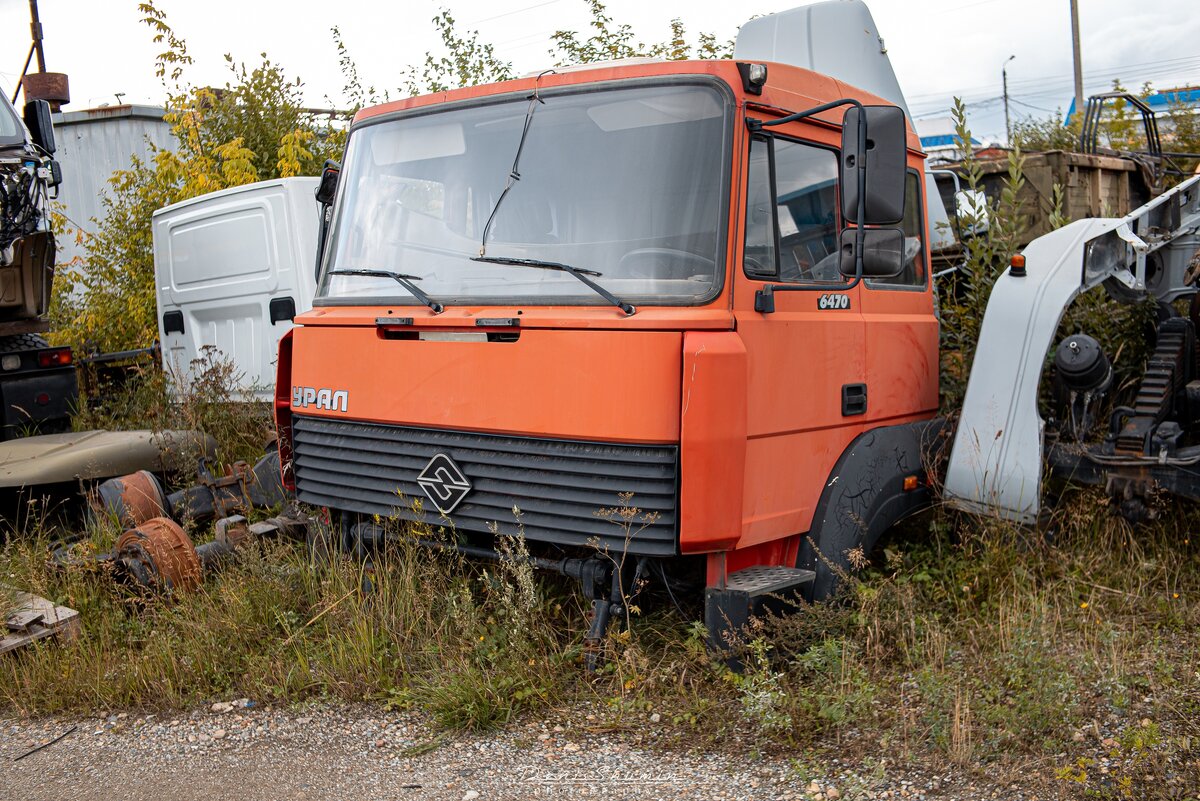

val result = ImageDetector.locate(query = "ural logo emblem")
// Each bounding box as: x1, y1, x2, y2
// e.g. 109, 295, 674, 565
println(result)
292, 386, 348, 412
417, 453, 472, 514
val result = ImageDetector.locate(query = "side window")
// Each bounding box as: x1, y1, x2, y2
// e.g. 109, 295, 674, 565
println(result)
869, 171, 926, 288
744, 136, 843, 283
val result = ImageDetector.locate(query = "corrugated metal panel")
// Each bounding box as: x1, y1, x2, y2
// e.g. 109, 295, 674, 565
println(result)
50, 106, 176, 276
292, 415, 681, 556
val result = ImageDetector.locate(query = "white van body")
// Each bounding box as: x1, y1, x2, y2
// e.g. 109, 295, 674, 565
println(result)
153, 177, 320, 400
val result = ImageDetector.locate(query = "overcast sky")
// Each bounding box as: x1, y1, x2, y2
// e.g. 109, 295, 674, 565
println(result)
2, 0, 1197, 143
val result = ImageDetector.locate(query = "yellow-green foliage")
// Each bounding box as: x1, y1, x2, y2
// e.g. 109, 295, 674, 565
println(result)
49, 2, 345, 355
549, 0, 732, 65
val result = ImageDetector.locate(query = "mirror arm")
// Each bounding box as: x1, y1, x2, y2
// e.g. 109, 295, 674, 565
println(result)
748, 96, 865, 130
752, 98, 867, 313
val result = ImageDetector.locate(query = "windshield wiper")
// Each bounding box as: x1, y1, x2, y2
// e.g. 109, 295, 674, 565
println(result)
471, 256, 635, 316
477, 70, 554, 258
328, 269, 444, 313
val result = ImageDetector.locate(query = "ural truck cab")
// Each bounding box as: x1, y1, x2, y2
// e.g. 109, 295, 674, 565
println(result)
278, 54, 939, 648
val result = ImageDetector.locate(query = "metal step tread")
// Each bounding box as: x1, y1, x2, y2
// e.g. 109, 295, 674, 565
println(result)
725, 566, 816, 596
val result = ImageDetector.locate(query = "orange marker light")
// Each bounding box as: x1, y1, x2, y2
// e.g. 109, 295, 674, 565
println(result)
903, 475, 919, 491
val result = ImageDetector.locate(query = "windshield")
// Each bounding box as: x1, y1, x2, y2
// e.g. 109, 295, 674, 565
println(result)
317, 82, 730, 307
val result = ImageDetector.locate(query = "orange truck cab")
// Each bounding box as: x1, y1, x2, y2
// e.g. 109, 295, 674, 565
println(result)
277, 53, 940, 651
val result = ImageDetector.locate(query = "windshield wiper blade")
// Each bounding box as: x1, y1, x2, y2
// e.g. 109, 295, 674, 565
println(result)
471, 256, 635, 316
477, 70, 555, 258
328, 269, 444, 313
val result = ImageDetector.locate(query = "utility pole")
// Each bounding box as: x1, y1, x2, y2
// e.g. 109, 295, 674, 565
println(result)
1003, 55, 1015, 144
1070, 0, 1084, 122
29, 0, 46, 73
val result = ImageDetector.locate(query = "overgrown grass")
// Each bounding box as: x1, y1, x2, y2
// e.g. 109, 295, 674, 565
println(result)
0, 514, 574, 731
73, 345, 274, 465
2, 491, 1196, 796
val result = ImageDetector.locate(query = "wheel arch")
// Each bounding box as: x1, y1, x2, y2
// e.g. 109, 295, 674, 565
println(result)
800, 417, 946, 599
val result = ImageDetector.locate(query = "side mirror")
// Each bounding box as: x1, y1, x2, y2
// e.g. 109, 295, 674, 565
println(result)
315, 159, 340, 205
22, 99, 56, 155
838, 228, 906, 279
840, 105, 906, 226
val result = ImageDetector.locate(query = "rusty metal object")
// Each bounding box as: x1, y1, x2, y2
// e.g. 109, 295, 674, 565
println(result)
21, 72, 70, 109
167, 459, 255, 524
260, 512, 309, 542
115, 517, 201, 592
202, 460, 254, 520
217, 512, 310, 546
214, 515, 250, 549
95, 470, 167, 528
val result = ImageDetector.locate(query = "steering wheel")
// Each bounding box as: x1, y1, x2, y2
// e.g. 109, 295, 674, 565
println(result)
618, 248, 715, 279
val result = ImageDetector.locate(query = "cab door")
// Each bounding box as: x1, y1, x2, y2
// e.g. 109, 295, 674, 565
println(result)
732, 128, 868, 551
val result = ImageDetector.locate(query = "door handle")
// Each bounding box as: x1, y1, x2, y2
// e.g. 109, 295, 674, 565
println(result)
269, 297, 296, 325
842, 383, 867, 416
162, 310, 184, 335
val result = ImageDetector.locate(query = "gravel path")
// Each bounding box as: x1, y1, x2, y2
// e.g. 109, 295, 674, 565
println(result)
0, 702, 1027, 800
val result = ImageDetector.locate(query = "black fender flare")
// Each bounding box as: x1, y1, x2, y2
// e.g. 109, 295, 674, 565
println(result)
799, 418, 945, 600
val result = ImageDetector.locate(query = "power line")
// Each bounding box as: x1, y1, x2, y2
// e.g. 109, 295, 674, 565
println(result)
910, 64, 1200, 117
1010, 98, 1060, 113
906, 54, 1200, 102
493, 28, 559, 48
466, 0, 564, 27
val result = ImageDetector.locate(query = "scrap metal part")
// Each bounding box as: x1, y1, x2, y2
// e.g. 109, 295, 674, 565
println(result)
115, 516, 202, 592
91, 448, 288, 529
166, 450, 287, 525
94, 469, 168, 527
0, 429, 216, 489
107, 509, 310, 593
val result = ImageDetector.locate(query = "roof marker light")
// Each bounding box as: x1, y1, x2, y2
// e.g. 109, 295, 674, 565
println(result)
736, 63, 768, 96
1010, 253, 1027, 277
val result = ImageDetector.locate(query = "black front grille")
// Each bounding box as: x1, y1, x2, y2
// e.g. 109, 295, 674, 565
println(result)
292, 415, 680, 556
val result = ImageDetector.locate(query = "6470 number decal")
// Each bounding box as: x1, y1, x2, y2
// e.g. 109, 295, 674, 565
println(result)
817, 293, 850, 310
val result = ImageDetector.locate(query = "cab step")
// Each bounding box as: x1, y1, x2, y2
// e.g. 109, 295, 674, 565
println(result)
725, 565, 816, 596
704, 566, 815, 666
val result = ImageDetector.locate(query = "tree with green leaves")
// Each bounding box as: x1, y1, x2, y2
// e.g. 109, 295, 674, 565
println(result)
51, 2, 345, 354
334, 0, 733, 110
549, 0, 732, 64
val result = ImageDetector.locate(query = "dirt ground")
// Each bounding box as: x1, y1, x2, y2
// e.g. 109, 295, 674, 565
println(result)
0, 702, 1027, 801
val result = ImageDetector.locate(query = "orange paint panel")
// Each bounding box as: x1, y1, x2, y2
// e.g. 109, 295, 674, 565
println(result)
737, 311, 867, 437
679, 332, 747, 553
736, 427, 860, 549
355, 60, 743, 123
862, 317, 940, 420
289, 325, 683, 443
